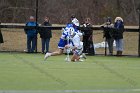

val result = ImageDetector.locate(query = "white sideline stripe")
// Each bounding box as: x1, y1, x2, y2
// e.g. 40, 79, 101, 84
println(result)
0, 89, 140, 93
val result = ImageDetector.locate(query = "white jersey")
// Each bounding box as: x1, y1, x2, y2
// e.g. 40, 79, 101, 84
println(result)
71, 34, 82, 49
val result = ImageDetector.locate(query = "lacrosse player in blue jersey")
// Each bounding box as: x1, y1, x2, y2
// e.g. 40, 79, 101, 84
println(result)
44, 23, 74, 60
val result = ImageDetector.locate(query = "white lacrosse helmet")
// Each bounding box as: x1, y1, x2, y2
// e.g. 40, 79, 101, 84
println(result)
69, 27, 75, 36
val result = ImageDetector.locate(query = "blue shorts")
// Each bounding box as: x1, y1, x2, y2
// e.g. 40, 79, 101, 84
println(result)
58, 38, 67, 49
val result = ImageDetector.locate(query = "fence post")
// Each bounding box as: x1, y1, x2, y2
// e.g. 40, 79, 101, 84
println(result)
138, 12, 140, 57
35, 0, 38, 53
137, 4, 140, 57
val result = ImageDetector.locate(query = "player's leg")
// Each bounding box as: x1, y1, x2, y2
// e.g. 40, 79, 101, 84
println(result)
44, 39, 66, 60
71, 49, 83, 62
50, 39, 66, 56
71, 54, 78, 62
44, 48, 63, 60
50, 48, 63, 56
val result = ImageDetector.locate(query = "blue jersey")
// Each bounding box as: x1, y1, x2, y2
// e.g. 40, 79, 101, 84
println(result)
58, 29, 70, 49
60, 30, 69, 40
58, 23, 74, 49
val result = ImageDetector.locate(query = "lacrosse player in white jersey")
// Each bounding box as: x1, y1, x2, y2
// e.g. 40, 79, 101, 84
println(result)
66, 29, 85, 62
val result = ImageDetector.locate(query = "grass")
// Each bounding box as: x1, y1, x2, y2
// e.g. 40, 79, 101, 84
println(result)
0, 52, 140, 93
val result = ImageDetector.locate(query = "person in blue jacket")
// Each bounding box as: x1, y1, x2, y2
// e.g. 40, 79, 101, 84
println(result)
113, 17, 124, 56
24, 16, 38, 53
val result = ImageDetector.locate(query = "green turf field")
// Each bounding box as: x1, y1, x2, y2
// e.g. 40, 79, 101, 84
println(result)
0, 52, 140, 93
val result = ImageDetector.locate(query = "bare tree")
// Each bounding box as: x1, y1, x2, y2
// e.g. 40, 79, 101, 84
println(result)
0, 0, 140, 25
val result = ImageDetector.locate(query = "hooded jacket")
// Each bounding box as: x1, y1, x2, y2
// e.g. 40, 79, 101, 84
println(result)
113, 17, 124, 39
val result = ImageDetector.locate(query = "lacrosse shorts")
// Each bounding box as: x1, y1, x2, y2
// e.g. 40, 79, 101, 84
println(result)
58, 39, 67, 49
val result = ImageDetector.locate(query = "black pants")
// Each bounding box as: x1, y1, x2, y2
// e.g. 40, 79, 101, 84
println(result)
83, 36, 95, 55
106, 38, 114, 54
0, 31, 4, 43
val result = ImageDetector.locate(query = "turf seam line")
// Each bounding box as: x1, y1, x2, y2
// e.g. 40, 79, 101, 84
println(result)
0, 89, 140, 93
11, 54, 67, 87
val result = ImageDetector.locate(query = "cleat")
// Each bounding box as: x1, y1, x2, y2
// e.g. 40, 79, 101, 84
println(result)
44, 53, 51, 60
79, 59, 84, 62
82, 53, 87, 59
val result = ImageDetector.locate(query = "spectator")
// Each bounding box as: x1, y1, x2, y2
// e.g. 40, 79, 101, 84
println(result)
113, 17, 124, 56
39, 17, 52, 54
24, 16, 38, 53
0, 22, 4, 44
101, 17, 114, 55
82, 18, 95, 55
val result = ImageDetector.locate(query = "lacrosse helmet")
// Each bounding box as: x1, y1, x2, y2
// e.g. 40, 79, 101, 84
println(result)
66, 23, 73, 28
69, 27, 75, 36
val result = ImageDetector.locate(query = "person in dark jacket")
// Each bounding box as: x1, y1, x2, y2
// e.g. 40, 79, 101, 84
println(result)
24, 16, 38, 53
39, 17, 52, 54
0, 22, 4, 44
101, 17, 114, 55
113, 17, 124, 56
82, 18, 95, 55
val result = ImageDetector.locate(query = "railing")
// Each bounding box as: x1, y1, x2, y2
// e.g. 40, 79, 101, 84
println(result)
0, 23, 139, 56
0, 23, 139, 31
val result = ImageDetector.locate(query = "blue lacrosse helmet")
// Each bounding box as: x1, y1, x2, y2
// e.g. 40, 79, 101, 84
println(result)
66, 23, 73, 28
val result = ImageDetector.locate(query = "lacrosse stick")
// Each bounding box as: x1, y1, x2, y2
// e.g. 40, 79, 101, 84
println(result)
65, 47, 71, 62
65, 36, 71, 62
